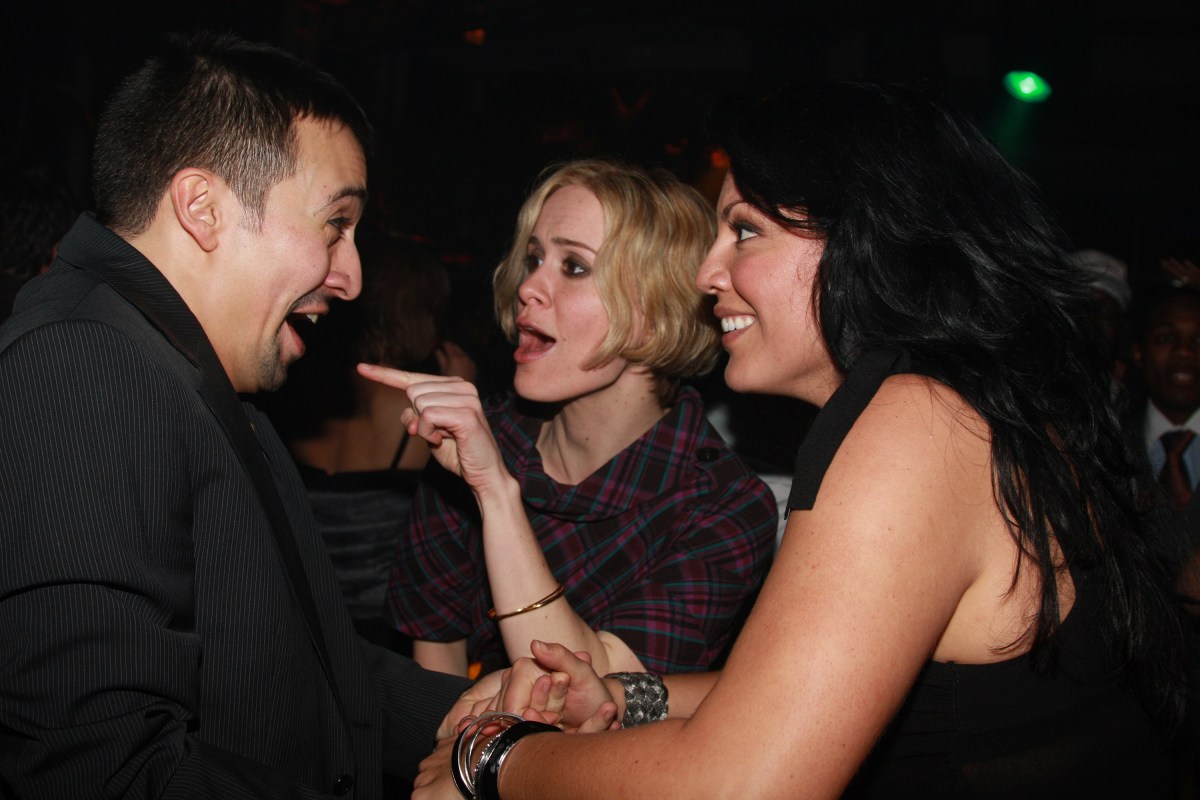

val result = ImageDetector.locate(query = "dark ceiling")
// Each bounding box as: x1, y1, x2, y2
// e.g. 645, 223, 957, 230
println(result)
5, 0, 1199, 277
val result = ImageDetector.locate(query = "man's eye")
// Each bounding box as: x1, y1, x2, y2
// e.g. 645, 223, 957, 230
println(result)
328, 217, 351, 241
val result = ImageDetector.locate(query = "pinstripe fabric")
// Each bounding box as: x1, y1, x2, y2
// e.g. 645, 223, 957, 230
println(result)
387, 388, 778, 675
0, 215, 470, 799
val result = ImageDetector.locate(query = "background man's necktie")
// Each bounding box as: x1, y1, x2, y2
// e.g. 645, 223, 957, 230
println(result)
1159, 429, 1196, 509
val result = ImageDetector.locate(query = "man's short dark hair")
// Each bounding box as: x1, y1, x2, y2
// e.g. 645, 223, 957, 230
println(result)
92, 31, 374, 237
1131, 284, 1200, 341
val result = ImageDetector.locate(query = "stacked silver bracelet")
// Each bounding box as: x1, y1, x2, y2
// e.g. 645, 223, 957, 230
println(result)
603, 671, 669, 728
452, 711, 560, 800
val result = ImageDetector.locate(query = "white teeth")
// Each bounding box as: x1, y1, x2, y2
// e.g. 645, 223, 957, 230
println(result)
720, 315, 755, 333
306, 314, 319, 325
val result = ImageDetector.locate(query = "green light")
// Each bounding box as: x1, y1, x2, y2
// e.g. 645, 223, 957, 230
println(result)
1003, 71, 1052, 103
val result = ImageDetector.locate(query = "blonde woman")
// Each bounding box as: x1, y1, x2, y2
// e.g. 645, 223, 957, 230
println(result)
361, 160, 777, 678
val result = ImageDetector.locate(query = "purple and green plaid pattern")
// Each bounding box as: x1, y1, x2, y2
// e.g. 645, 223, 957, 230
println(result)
386, 386, 778, 674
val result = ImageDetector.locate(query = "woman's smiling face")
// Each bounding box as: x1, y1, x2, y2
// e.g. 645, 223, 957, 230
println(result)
697, 172, 840, 406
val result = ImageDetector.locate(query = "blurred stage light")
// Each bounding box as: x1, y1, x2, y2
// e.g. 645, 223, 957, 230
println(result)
1003, 71, 1052, 103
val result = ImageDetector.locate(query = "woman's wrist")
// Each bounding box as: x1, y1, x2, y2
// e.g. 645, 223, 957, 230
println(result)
472, 470, 522, 513
602, 676, 627, 721
488, 583, 565, 621
602, 672, 669, 727
453, 711, 560, 800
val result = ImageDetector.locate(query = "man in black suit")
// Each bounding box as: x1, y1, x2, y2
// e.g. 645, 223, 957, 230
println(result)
0, 32, 476, 798
1129, 283, 1200, 800
1131, 287, 1200, 543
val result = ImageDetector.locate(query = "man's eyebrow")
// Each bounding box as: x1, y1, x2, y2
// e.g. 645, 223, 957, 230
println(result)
321, 185, 368, 210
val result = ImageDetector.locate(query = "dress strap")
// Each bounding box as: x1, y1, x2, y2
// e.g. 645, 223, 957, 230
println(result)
787, 348, 911, 512
389, 429, 411, 470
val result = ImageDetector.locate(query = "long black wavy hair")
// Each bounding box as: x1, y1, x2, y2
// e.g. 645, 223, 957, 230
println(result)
710, 79, 1187, 729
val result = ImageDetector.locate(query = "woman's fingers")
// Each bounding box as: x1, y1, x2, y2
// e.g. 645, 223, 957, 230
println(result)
358, 362, 473, 396
356, 362, 418, 388
572, 701, 620, 734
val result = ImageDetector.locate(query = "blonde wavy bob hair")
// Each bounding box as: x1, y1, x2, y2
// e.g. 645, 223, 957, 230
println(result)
494, 160, 720, 401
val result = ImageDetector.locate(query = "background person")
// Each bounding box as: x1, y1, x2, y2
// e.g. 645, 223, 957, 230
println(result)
1129, 287, 1200, 522
416, 80, 1189, 799
363, 159, 778, 679
269, 233, 477, 650
1124, 285, 1200, 601
0, 163, 78, 322
1069, 247, 1132, 384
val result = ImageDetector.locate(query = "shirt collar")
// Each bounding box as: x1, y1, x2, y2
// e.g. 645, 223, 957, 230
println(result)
503, 386, 713, 521
1144, 400, 1200, 447
56, 213, 227, 387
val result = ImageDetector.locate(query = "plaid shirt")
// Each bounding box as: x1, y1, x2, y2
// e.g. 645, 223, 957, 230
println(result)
386, 386, 778, 674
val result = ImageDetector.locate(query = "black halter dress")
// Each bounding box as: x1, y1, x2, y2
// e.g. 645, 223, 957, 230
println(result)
786, 349, 1172, 799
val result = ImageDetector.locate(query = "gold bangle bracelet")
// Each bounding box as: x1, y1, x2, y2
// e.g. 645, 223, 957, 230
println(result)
488, 583, 566, 621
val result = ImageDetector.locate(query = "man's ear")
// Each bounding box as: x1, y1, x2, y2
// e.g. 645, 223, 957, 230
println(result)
169, 168, 227, 253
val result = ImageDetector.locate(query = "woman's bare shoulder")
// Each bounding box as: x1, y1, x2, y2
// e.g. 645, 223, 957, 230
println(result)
860, 372, 991, 453
817, 371, 997, 542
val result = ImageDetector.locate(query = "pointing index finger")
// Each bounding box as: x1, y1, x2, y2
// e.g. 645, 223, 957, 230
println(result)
355, 362, 414, 389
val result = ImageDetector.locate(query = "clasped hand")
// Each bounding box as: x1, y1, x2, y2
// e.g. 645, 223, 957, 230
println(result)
441, 641, 620, 737
415, 642, 620, 798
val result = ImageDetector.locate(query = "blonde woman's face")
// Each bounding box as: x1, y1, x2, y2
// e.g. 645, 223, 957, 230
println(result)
511, 185, 639, 405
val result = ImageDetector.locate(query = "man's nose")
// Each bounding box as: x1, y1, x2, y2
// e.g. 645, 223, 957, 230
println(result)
327, 243, 362, 301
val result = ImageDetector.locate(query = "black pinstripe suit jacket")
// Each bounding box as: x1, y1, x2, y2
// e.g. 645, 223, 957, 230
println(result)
0, 215, 471, 799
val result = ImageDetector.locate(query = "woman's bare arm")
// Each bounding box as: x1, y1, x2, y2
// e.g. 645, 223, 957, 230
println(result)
358, 364, 648, 676
426, 376, 1010, 799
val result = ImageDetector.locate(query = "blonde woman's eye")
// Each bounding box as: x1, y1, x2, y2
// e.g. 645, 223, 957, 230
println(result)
563, 259, 589, 277
524, 253, 543, 272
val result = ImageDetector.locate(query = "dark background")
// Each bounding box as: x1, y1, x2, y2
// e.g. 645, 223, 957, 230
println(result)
5, 0, 1199, 269
4, 0, 1197, 469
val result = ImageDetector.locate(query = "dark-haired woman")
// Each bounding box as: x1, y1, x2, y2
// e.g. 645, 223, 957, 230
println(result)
414, 81, 1189, 799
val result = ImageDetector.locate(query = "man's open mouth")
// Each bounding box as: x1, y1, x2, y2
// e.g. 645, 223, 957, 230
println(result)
286, 312, 321, 344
